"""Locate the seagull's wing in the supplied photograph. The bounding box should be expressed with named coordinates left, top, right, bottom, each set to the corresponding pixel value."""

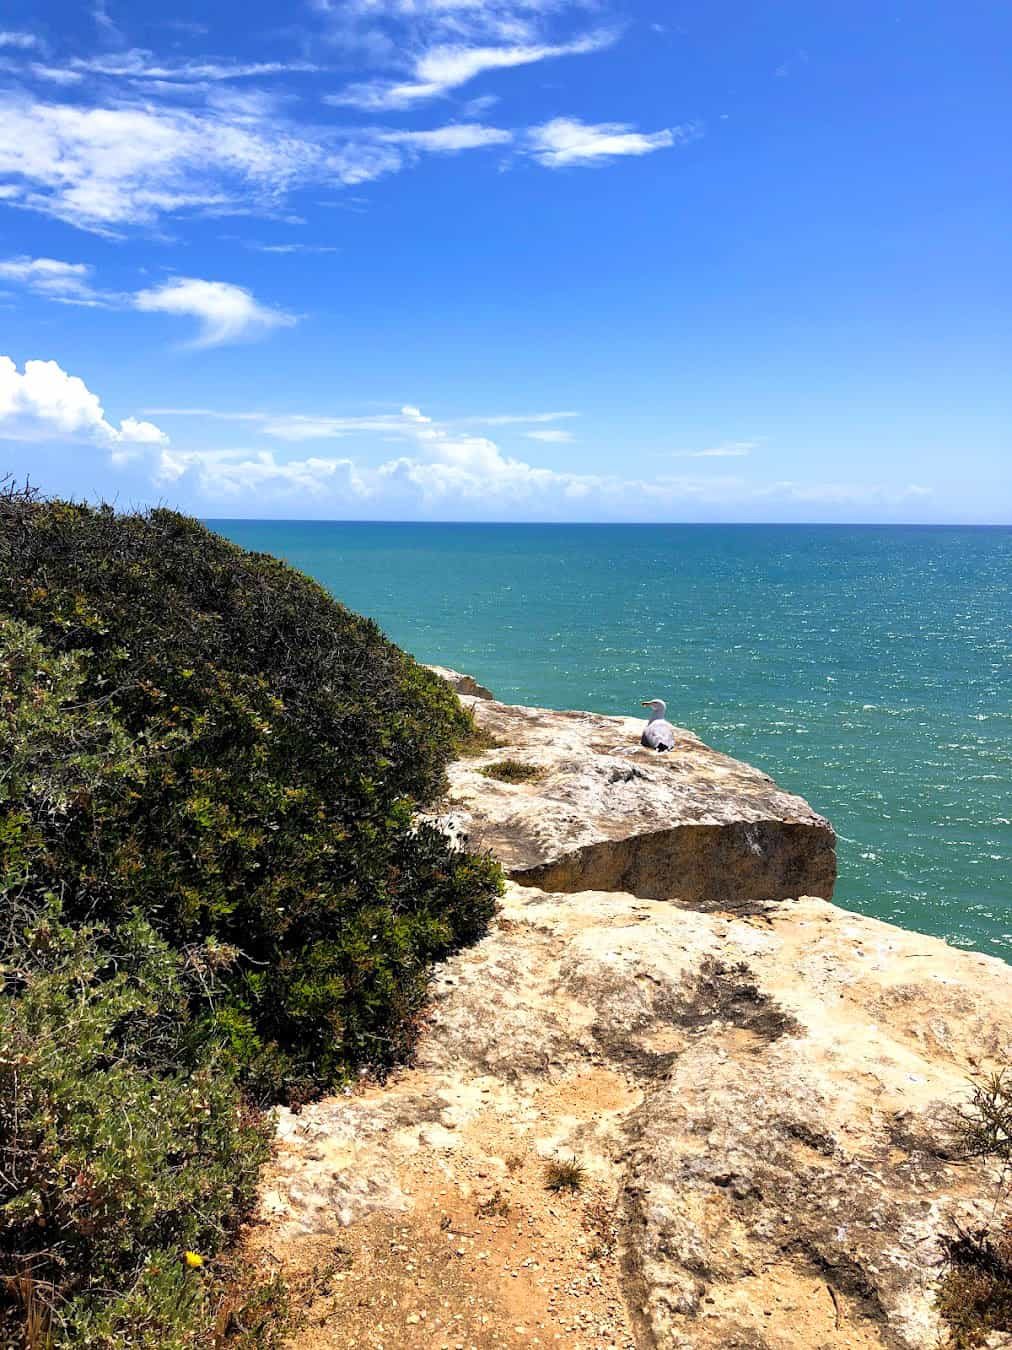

left=641, top=719, right=676, bottom=751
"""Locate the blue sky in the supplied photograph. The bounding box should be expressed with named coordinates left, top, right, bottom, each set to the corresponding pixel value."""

left=0, top=0, right=1009, bottom=522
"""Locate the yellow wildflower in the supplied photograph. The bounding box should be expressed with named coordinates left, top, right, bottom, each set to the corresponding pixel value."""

left=184, top=1251, right=204, bottom=1269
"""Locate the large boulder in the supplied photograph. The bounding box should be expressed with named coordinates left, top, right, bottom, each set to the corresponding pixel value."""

left=443, top=696, right=837, bottom=908
left=258, top=882, right=1011, bottom=1350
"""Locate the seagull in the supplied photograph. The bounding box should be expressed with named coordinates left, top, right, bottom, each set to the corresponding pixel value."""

left=640, top=698, right=676, bottom=752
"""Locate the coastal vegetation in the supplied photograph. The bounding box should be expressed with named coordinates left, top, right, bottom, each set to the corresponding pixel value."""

left=479, top=758, right=547, bottom=785
left=938, top=1069, right=1012, bottom=1347
left=0, top=485, right=502, bottom=1346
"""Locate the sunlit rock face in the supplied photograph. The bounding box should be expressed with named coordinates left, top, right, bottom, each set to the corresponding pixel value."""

left=441, top=693, right=837, bottom=908
left=261, top=883, right=1010, bottom=1349
left=256, top=675, right=1009, bottom=1350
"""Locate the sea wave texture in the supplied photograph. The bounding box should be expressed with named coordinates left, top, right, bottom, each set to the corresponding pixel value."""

left=212, top=521, right=1011, bottom=962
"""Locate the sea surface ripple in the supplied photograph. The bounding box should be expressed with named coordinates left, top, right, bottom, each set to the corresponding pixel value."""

left=212, top=521, right=1012, bottom=962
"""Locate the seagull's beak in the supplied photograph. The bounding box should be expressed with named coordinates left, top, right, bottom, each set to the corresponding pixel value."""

left=640, top=701, right=651, bottom=707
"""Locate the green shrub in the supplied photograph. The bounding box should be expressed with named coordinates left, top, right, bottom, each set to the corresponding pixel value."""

left=0, top=487, right=503, bottom=1344
left=0, top=490, right=502, bottom=1102
left=0, top=905, right=274, bottom=1348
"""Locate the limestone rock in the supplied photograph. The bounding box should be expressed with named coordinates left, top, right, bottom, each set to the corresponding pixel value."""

left=443, top=696, right=837, bottom=907
left=426, top=664, right=495, bottom=700
left=260, top=883, right=1011, bottom=1349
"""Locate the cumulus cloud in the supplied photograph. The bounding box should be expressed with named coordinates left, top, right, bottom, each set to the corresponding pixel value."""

left=132, top=277, right=296, bottom=346
left=0, top=355, right=167, bottom=448
left=156, top=446, right=365, bottom=495
left=527, top=117, right=690, bottom=167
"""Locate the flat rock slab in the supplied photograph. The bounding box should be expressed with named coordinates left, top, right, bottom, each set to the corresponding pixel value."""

left=443, top=697, right=837, bottom=907
left=257, top=883, right=1012, bottom=1350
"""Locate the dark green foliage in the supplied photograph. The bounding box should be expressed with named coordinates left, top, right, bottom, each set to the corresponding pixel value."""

left=0, top=487, right=502, bottom=1344
left=0, top=902, right=275, bottom=1348
left=0, top=489, right=502, bottom=1100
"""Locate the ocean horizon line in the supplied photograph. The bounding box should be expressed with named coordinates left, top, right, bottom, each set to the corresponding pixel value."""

left=203, top=517, right=1012, bottom=529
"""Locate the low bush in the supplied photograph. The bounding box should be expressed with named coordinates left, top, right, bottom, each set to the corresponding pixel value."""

left=0, top=487, right=502, bottom=1345
left=479, top=759, right=547, bottom=784
left=937, top=1069, right=1012, bottom=1348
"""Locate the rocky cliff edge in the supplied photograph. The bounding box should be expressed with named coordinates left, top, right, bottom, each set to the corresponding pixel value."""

left=253, top=678, right=1010, bottom=1350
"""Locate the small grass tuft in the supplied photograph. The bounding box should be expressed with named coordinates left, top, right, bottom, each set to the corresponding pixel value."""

left=544, top=1156, right=586, bottom=1193
left=476, top=1188, right=511, bottom=1219
left=457, top=725, right=509, bottom=758
left=480, top=759, right=547, bottom=785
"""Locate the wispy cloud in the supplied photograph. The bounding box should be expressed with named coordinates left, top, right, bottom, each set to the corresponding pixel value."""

left=68, top=49, right=326, bottom=82
left=0, top=93, right=526, bottom=231
left=234, top=240, right=339, bottom=255
left=526, top=427, right=574, bottom=442
left=0, top=354, right=167, bottom=450
left=527, top=117, right=693, bottom=167
left=1, top=256, right=295, bottom=346
left=671, top=441, right=757, bottom=459
left=0, top=255, right=100, bottom=304
left=0, top=31, right=38, bottom=49
left=462, top=411, right=579, bottom=425
left=378, top=122, right=513, bottom=151
left=326, top=30, right=614, bottom=109
left=132, top=277, right=296, bottom=346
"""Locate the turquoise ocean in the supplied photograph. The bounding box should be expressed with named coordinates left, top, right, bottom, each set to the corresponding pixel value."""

left=211, top=521, right=1011, bottom=963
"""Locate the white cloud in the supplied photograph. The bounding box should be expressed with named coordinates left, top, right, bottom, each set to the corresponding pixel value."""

left=237, top=241, right=339, bottom=254
left=0, top=255, right=97, bottom=302
left=379, top=123, right=512, bottom=151
left=328, top=30, right=613, bottom=109
left=156, top=446, right=365, bottom=496
left=132, top=277, right=296, bottom=346
left=526, top=427, right=573, bottom=442
left=0, top=31, right=38, bottom=49
left=321, top=0, right=598, bottom=50
left=68, top=50, right=325, bottom=82
left=0, top=258, right=294, bottom=346
left=0, top=355, right=168, bottom=447
left=0, top=95, right=322, bottom=232
left=527, top=117, right=687, bottom=167
left=671, top=441, right=757, bottom=459
left=462, top=410, right=578, bottom=425
left=119, top=400, right=936, bottom=515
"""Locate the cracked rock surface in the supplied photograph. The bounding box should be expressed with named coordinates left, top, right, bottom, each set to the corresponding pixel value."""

left=258, top=883, right=1009, bottom=1348
left=253, top=683, right=1009, bottom=1349
left=438, top=696, right=837, bottom=907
